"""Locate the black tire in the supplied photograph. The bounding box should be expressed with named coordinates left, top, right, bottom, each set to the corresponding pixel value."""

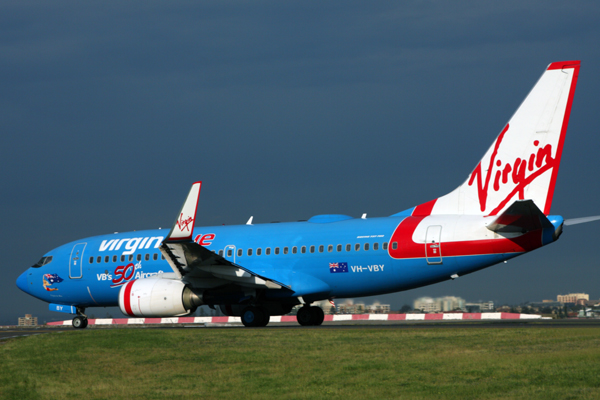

left=257, top=312, right=270, bottom=327
left=310, top=306, right=325, bottom=326
left=296, top=306, right=314, bottom=326
left=72, top=316, right=87, bottom=329
left=241, top=306, right=260, bottom=327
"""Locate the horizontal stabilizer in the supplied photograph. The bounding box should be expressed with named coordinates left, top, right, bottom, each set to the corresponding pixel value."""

left=486, top=199, right=552, bottom=233
left=564, top=216, right=600, bottom=226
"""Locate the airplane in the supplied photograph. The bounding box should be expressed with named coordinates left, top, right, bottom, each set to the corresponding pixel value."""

left=16, top=60, right=599, bottom=328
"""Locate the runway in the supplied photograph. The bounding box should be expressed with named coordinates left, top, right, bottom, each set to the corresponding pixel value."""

left=3, top=318, right=600, bottom=340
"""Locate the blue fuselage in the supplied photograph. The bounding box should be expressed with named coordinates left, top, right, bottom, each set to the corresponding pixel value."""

left=17, top=210, right=544, bottom=312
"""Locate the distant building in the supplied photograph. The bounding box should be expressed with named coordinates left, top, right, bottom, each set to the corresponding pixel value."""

left=465, top=301, right=494, bottom=313
left=18, top=314, right=37, bottom=326
left=531, top=301, right=562, bottom=308
left=414, top=297, right=438, bottom=312
left=366, top=301, right=391, bottom=314
left=557, top=293, right=589, bottom=305
left=414, top=296, right=466, bottom=313
left=333, top=299, right=390, bottom=314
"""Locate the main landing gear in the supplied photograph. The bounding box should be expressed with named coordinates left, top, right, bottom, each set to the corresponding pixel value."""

left=241, top=306, right=270, bottom=327
left=72, top=307, right=88, bottom=329
left=238, top=304, right=325, bottom=327
left=296, top=305, right=325, bottom=326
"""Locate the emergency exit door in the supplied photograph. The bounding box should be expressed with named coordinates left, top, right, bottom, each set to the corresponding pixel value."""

left=425, top=226, right=442, bottom=265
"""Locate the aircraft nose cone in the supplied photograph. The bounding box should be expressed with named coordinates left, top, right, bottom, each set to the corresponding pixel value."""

left=16, top=271, right=29, bottom=293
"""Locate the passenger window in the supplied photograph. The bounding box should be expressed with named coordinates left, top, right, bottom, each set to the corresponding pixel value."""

left=257, top=248, right=262, bottom=256
left=319, top=245, right=324, bottom=253
left=97, top=256, right=101, bottom=263
left=237, top=249, right=243, bottom=257
left=364, top=243, right=370, bottom=251
left=145, top=254, right=150, bottom=261
left=336, top=244, right=342, bottom=252
left=355, top=244, right=360, bottom=251
left=327, top=245, right=333, bottom=252
left=266, top=247, right=271, bottom=255
left=121, top=255, right=125, bottom=262
left=275, top=247, right=280, bottom=255
left=218, top=250, right=224, bottom=256
left=301, top=246, right=306, bottom=254
left=383, top=242, right=388, bottom=250
left=392, top=242, right=398, bottom=250
left=346, top=244, right=351, bottom=252
left=89, top=257, right=94, bottom=264
left=129, top=255, right=134, bottom=261
left=161, top=254, right=165, bottom=260
left=373, top=243, right=379, bottom=250
left=248, top=248, right=253, bottom=256
left=113, top=255, right=117, bottom=262
left=136, top=254, right=142, bottom=261
left=283, top=247, right=288, bottom=255
left=292, top=246, right=297, bottom=254
left=104, top=256, right=109, bottom=263
left=153, top=253, right=158, bottom=260
left=227, top=249, right=233, bottom=257
left=310, top=246, right=315, bottom=253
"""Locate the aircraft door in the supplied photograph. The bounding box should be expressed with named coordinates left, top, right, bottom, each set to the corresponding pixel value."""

left=224, top=245, right=236, bottom=263
left=69, top=243, right=87, bottom=279
left=425, top=226, right=442, bottom=265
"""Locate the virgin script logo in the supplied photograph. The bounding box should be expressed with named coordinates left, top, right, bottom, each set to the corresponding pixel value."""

left=176, top=213, right=193, bottom=232
left=467, top=124, right=557, bottom=215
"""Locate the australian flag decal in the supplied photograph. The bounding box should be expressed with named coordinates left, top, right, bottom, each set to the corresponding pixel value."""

left=329, top=262, right=348, bottom=273
left=44, top=274, right=64, bottom=284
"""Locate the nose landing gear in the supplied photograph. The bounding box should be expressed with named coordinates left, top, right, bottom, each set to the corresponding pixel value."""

left=72, top=307, right=88, bottom=329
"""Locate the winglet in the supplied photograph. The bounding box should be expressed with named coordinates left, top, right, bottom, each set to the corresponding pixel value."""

left=165, top=182, right=202, bottom=242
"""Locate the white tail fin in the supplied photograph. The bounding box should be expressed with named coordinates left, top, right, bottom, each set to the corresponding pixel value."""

left=431, top=61, right=580, bottom=216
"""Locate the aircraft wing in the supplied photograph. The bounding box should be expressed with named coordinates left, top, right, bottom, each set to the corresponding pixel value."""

left=159, top=182, right=288, bottom=290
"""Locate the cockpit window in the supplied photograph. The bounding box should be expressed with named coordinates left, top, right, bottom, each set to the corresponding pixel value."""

left=32, top=256, right=53, bottom=268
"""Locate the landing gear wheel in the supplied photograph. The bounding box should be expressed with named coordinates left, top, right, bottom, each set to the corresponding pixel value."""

left=297, top=306, right=314, bottom=326
left=72, top=316, right=88, bottom=329
left=241, top=306, right=258, bottom=327
left=257, top=313, right=270, bottom=327
left=297, top=306, right=325, bottom=326
left=310, top=306, right=324, bottom=326
left=241, top=306, right=269, bottom=327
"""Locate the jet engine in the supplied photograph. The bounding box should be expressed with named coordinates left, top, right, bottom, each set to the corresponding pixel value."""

left=118, top=278, right=203, bottom=317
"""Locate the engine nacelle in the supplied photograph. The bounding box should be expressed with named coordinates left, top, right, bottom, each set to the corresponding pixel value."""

left=119, top=278, right=203, bottom=317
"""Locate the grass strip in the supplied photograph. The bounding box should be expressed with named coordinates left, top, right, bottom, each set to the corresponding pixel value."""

left=1, top=327, right=599, bottom=399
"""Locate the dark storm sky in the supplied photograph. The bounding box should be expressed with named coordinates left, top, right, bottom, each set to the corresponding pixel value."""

left=2, top=1, right=600, bottom=324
